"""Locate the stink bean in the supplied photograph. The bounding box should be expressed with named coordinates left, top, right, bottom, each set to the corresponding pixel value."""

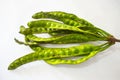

left=19, top=26, right=58, bottom=35
left=32, top=11, right=111, bottom=37
left=8, top=44, right=97, bottom=70
left=8, top=11, right=119, bottom=70
left=32, top=11, right=94, bottom=27
left=25, top=33, right=107, bottom=44
left=44, top=42, right=113, bottom=65
left=27, top=20, right=101, bottom=37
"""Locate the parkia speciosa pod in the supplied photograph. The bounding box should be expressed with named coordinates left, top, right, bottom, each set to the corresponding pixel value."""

left=8, top=11, right=120, bottom=70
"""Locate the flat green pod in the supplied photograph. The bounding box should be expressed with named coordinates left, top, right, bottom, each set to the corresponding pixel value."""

left=26, top=21, right=104, bottom=39
left=25, top=33, right=107, bottom=44
left=31, top=11, right=112, bottom=37
left=22, top=23, right=98, bottom=37
left=32, top=11, right=94, bottom=27
left=44, top=42, right=113, bottom=65
left=19, top=26, right=58, bottom=35
left=8, top=11, right=120, bottom=70
left=8, top=44, right=97, bottom=70
left=27, top=20, right=79, bottom=28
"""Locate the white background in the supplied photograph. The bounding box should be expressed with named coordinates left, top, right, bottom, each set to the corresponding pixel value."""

left=0, top=0, right=120, bottom=80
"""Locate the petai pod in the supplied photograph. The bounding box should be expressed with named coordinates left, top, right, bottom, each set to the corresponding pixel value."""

left=44, top=42, right=113, bottom=65
left=27, top=19, right=111, bottom=38
left=32, top=11, right=94, bottom=27
left=8, top=44, right=97, bottom=70
left=27, top=20, right=79, bottom=28
left=19, top=26, right=78, bottom=35
left=8, top=11, right=120, bottom=70
left=19, top=25, right=58, bottom=35
left=78, top=26, right=112, bottom=37
left=31, top=11, right=111, bottom=37
left=25, top=33, right=108, bottom=44
left=27, top=20, right=102, bottom=37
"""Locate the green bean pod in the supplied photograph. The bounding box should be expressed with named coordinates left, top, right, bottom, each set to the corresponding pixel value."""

left=78, top=26, right=112, bottom=37
left=32, top=11, right=94, bottom=27
left=19, top=26, right=58, bottom=35
left=31, top=11, right=111, bottom=37
left=8, top=44, right=97, bottom=70
left=25, top=33, right=108, bottom=44
left=27, top=19, right=111, bottom=38
left=32, top=11, right=80, bottom=21
left=27, top=20, right=79, bottom=28
left=27, top=20, right=88, bottom=34
left=44, top=42, right=113, bottom=64
left=27, top=20, right=103, bottom=38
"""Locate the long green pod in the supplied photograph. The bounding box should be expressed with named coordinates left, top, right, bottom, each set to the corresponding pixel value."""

left=32, top=11, right=111, bottom=37
left=49, top=26, right=112, bottom=37
left=28, top=42, right=113, bottom=65
left=44, top=51, right=99, bottom=64
left=27, top=20, right=79, bottom=28
left=78, top=26, right=112, bottom=37
left=48, top=23, right=111, bottom=37
left=26, top=20, right=102, bottom=37
left=25, top=33, right=108, bottom=44
left=29, top=45, right=90, bottom=64
left=44, top=42, right=113, bottom=64
left=32, top=11, right=94, bottom=27
left=32, top=11, right=80, bottom=21
left=8, top=44, right=97, bottom=70
left=27, top=19, right=111, bottom=38
left=19, top=26, right=58, bottom=35
left=27, top=20, right=87, bottom=34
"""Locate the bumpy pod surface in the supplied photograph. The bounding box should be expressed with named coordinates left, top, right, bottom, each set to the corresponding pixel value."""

left=27, top=20, right=89, bottom=34
left=27, top=20, right=103, bottom=37
left=8, top=44, right=97, bottom=70
left=27, top=20, right=79, bottom=28
left=25, top=33, right=108, bottom=44
left=19, top=26, right=58, bottom=35
left=8, top=11, right=118, bottom=70
left=27, top=20, right=111, bottom=38
left=44, top=42, right=112, bottom=65
left=29, top=42, right=112, bottom=65
left=32, top=11, right=112, bottom=37
left=32, top=11, right=94, bottom=27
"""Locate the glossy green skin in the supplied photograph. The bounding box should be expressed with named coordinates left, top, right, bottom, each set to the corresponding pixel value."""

left=20, top=26, right=78, bottom=36
left=27, top=19, right=111, bottom=38
left=29, top=42, right=112, bottom=65
left=25, top=20, right=104, bottom=38
left=31, top=11, right=94, bottom=36
left=8, top=44, right=97, bottom=70
left=27, top=20, right=91, bottom=34
left=78, top=26, right=112, bottom=37
left=29, top=45, right=90, bottom=65
left=25, top=33, right=107, bottom=44
left=44, top=51, right=99, bottom=64
left=44, top=43, right=112, bottom=64
left=49, top=26, right=111, bottom=37
left=18, top=26, right=110, bottom=46
left=23, top=20, right=91, bottom=35
left=31, top=11, right=111, bottom=37
left=8, top=11, right=114, bottom=70
left=27, top=20, right=78, bottom=28
left=32, top=11, right=80, bottom=21
left=21, top=26, right=111, bottom=39
left=19, top=26, right=58, bottom=35
left=32, top=11, right=94, bottom=27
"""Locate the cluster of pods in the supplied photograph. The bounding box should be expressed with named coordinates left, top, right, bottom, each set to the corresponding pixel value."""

left=8, top=11, right=119, bottom=70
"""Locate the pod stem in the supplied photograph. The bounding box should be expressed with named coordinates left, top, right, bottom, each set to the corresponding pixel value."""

left=108, top=36, right=120, bottom=44
left=115, top=39, right=120, bottom=42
